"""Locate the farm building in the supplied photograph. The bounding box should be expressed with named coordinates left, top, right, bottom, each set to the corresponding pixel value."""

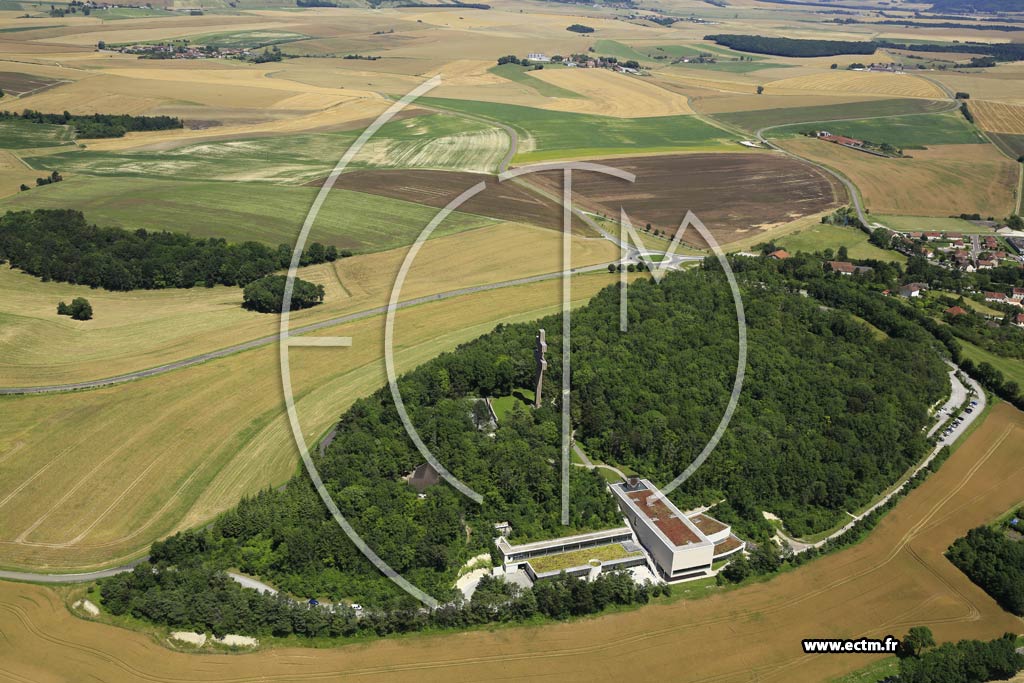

left=610, top=477, right=744, bottom=582
left=825, top=261, right=872, bottom=276
left=899, top=283, right=923, bottom=298
left=526, top=53, right=551, bottom=62
left=768, top=249, right=790, bottom=260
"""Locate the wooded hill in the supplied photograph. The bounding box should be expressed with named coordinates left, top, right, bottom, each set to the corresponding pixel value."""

left=102, top=261, right=947, bottom=615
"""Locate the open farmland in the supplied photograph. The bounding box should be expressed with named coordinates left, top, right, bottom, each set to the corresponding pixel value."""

left=0, top=177, right=497, bottom=253
left=422, top=98, right=735, bottom=162
left=969, top=100, right=1024, bottom=135
left=713, top=99, right=953, bottom=132
left=0, top=120, right=74, bottom=149
left=1, top=402, right=1022, bottom=681
left=779, top=138, right=1017, bottom=218
left=0, top=71, right=65, bottom=97
left=0, top=266, right=618, bottom=571
left=0, top=222, right=617, bottom=387
left=326, top=168, right=588, bottom=232
left=525, top=68, right=694, bottom=118
left=529, top=153, right=844, bottom=247
left=488, top=64, right=581, bottom=99
left=21, top=111, right=509, bottom=181
left=765, top=71, right=947, bottom=99
left=768, top=112, right=986, bottom=148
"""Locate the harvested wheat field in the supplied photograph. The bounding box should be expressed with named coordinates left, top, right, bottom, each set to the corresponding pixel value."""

left=970, top=100, right=1024, bottom=135
left=528, top=69, right=693, bottom=118
left=0, top=266, right=616, bottom=571
left=766, top=71, right=946, bottom=99
left=1, top=402, right=1021, bottom=681
left=528, top=153, right=844, bottom=247
left=780, top=138, right=1017, bottom=217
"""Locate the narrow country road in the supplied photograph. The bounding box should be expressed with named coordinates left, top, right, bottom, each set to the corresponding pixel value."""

left=780, top=364, right=985, bottom=552
left=753, top=98, right=960, bottom=230
left=0, top=265, right=616, bottom=396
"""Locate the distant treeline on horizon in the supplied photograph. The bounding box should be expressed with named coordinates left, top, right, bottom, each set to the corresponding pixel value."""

left=705, top=33, right=1024, bottom=61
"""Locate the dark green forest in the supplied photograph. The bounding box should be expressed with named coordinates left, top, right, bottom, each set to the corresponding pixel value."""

left=0, top=109, right=183, bottom=138
left=947, top=524, right=1024, bottom=616
left=898, top=631, right=1024, bottom=683
left=0, top=209, right=343, bottom=290
left=704, top=34, right=878, bottom=57
left=100, top=260, right=948, bottom=628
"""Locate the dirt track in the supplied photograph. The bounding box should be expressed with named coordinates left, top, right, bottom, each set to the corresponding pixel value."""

left=1, top=403, right=1021, bottom=682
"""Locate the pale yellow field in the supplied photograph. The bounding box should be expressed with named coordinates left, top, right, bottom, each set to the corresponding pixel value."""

left=0, top=268, right=620, bottom=571
left=929, top=65, right=1024, bottom=105
left=0, top=222, right=616, bottom=387
left=0, top=151, right=44, bottom=198
left=970, top=100, right=1024, bottom=135
left=780, top=138, right=1017, bottom=217
left=528, top=68, right=694, bottom=117
left=765, top=70, right=946, bottom=99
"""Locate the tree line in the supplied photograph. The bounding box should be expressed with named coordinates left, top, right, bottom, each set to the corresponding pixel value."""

left=0, top=109, right=183, bottom=138
left=896, top=628, right=1023, bottom=683
left=947, top=524, right=1024, bottom=616
left=0, top=209, right=346, bottom=291
left=703, top=34, right=877, bottom=57
left=99, top=549, right=665, bottom=640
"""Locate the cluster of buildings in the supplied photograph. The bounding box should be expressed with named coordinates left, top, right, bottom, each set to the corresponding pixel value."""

left=899, top=230, right=1023, bottom=272
left=524, top=53, right=641, bottom=74
left=493, top=476, right=745, bottom=588
left=115, top=43, right=253, bottom=60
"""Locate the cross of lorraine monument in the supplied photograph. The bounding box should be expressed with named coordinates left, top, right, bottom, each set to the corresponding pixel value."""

left=534, top=328, right=547, bottom=409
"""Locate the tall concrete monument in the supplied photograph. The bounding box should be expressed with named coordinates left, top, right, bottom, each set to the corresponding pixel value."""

left=534, top=328, right=547, bottom=409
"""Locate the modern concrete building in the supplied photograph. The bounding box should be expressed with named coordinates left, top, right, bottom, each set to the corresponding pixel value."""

left=611, top=477, right=744, bottom=581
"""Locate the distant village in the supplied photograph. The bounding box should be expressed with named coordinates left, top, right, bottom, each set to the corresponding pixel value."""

left=499, top=52, right=642, bottom=74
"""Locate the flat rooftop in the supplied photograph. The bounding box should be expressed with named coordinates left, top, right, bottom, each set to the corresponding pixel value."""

left=496, top=526, right=633, bottom=556
left=626, top=490, right=702, bottom=546
left=689, top=513, right=728, bottom=537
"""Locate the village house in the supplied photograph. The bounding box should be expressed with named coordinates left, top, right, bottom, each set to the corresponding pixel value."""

left=826, top=261, right=872, bottom=276
left=945, top=305, right=968, bottom=317
left=985, top=292, right=1008, bottom=303
left=899, top=283, right=923, bottom=298
left=1015, top=313, right=1024, bottom=329
left=768, top=249, right=791, bottom=260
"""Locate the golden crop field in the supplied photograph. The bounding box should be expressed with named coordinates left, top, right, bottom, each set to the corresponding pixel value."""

left=780, top=138, right=1018, bottom=217
left=1, top=402, right=1021, bottom=681
left=0, top=222, right=617, bottom=387
left=766, top=71, right=947, bottom=99
left=0, top=268, right=618, bottom=571
left=528, top=69, right=694, bottom=117
left=970, top=100, right=1024, bottom=135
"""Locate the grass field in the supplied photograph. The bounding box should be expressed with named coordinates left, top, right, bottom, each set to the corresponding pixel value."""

left=768, top=112, right=986, bottom=148
left=775, top=222, right=906, bottom=262
left=23, top=112, right=508, bottom=182
left=708, top=98, right=950, bottom=132
left=0, top=120, right=74, bottom=150
left=0, top=222, right=617, bottom=387
left=490, top=388, right=534, bottom=422
left=422, top=98, right=733, bottom=162
left=2, top=402, right=1022, bottom=680
left=0, top=269, right=618, bottom=571
left=0, top=177, right=497, bottom=253
left=527, top=543, right=641, bottom=574
left=187, top=30, right=311, bottom=49
left=958, top=339, right=1024, bottom=388
left=780, top=138, right=1017, bottom=218
left=488, top=64, right=581, bottom=99
left=873, top=214, right=997, bottom=233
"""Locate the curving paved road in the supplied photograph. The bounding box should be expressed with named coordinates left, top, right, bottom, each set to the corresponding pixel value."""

left=754, top=99, right=959, bottom=230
